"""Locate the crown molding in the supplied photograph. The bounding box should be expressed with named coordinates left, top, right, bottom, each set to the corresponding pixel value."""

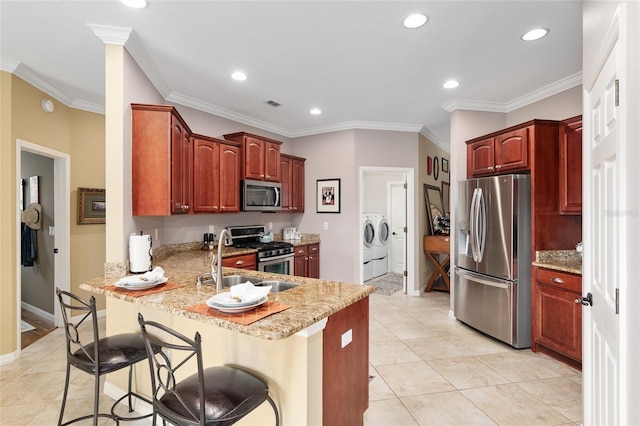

left=0, top=57, right=20, bottom=73
left=87, top=23, right=132, bottom=45
left=68, top=98, right=105, bottom=115
left=166, top=91, right=293, bottom=137
left=419, top=126, right=449, bottom=152
left=289, top=121, right=423, bottom=138
left=441, top=71, right=583, bottom=114
left=123, top=29, right=171, bottom=97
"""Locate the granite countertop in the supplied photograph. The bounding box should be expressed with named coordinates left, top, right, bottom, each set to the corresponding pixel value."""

left=80, top=250, right=374, bottom=341
left=532, top=250, right=582, bottom=275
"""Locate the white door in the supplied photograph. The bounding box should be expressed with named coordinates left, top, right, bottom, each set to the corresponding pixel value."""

left=389, top=182, right=406, bottom=288
left=583, top=5, right=634, bottom=424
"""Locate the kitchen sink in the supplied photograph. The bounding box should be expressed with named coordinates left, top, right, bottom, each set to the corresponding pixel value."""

left=253, top=280, right=299, bottom=292
left=199, top=275, right=299, bottom=293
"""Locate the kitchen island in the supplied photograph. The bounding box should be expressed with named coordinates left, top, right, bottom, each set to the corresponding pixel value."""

left=81, top=250, right=375, bottom=425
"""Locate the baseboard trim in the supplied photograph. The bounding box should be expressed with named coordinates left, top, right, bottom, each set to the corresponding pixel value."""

left=21, top=301, right=54, bottom=323
left=103, top=380, right=153, bottom=417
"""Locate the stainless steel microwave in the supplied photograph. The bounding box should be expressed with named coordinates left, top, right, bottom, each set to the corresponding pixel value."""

left=242, top=179, right=281, bottom=211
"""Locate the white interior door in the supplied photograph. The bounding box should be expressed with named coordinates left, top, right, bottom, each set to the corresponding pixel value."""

left=583, top=7, right=624, bottom=424
left=389, top=181, right=406, bottom=289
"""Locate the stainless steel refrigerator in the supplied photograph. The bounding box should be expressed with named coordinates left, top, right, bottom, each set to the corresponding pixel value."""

left=454, top=174, right=531, bottom=349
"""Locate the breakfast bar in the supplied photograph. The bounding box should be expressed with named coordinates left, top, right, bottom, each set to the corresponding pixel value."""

left=81, top=250, right=375, bottom=425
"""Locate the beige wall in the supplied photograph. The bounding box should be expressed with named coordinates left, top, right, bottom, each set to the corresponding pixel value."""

left=0, top=72, right=106, bottom=358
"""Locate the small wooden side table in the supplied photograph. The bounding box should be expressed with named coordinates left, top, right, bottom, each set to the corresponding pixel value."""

left=423, top=235, right=450, bottom=292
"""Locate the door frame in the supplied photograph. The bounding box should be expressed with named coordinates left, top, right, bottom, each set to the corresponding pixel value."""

left=16, top=139, right=70, bottom=348
left=359, top=167, right=415, bottom=293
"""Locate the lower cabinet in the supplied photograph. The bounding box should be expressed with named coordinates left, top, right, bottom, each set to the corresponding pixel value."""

left=532, top=267, right=582, bottom=369
left=222, top=253, right=257, bottom=270
left=323, top=297, right=369, bottom=425
left=293, top=243, right=320, bottom=278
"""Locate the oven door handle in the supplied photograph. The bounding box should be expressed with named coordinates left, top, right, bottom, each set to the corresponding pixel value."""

left=259, top=253, right=294, bottom=263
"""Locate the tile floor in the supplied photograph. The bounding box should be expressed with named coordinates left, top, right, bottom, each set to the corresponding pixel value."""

left=0, top=290, right=582, bottom=425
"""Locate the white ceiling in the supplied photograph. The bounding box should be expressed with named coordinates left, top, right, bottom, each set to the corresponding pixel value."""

left=0, top=1, right=583, bottom=148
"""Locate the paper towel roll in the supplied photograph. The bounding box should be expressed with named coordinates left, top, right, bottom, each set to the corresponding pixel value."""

left=130, top=233, right=153, bottom=273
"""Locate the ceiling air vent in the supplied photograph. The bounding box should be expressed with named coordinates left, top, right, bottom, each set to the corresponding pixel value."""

left=264, top=100, right=282, bottom=107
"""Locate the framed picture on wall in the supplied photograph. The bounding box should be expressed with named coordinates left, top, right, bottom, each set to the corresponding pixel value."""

left=78, top=188, right=106, bottom=224
left=442, top=158, right=449, bottom=173
left=316, top=179, right=341, bottom=213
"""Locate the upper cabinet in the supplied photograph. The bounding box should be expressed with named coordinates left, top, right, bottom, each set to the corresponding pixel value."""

left=559, top=116, right=583, bottom=214
left=132, top=104, right=193, bottom=216
left=192, top=135, right=241, bottom=213
left=280, top=154, right=306, bottom=213
left=467, top=127, right=529, bottom=178
left=223, top=132, right=282, bottom=182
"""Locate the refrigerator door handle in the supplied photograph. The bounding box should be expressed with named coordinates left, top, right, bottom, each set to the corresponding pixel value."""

left=455, top=267, right=510, bottom=289
left=477, top=187, right=487, bottom=263
left=469, top=187, right=479, bottom=261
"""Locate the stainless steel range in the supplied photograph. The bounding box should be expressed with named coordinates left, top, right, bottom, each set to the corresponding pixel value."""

left=225, top=225, right=294, bottom=275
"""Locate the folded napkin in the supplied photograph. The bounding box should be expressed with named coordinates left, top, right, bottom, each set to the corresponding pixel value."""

left=222, top=281, right=271, bottom=304
left=118, top=266, right=165, bottom=285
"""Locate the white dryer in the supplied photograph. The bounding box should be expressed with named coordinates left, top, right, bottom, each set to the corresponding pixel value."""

left=362, top=215, right=375, bottom=281
left=370, top=214, right=390, bottom=278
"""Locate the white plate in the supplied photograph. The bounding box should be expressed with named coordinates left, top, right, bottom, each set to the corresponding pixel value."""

left=207, top=290, right=270, bottom=307
left=206, top=296, right=268, bottom=313
left=114, top=277, right=168, bottom=291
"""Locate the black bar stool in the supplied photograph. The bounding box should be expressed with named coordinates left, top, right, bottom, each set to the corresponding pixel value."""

left=56, top=288, right=160, bottom=425
left=138, top=313, right=280, bottom=426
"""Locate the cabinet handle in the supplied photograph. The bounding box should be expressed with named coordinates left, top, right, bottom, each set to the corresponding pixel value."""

left=495, top=165, right=502, bottom=169
left=551, top=277, right=564, bottom=284
left=235, top=260, right=244, bottom=265
left=220, top=206, right=225, bottom=210
left=488, top=166, right=494, bottom=171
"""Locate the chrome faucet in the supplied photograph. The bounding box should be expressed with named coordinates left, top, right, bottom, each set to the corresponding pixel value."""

left=211, top=228, right=230, bottom=290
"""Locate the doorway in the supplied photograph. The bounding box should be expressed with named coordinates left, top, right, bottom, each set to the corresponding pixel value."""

left=360, top=167, right=414, bottom=293
left=16, top=140, right=70, bottom=351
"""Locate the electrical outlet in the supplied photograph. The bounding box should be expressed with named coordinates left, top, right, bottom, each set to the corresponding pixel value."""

left=323, top=222, right=329, bottom=230
left=154, top=228, right=159, bottom=240
left=268, top=222, right=273, bottom=230
left=209, top=225, right=215, bottom=234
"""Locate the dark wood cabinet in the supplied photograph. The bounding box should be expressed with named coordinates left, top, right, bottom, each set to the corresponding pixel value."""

left=222, top=253, right=257, bottom=270
left=192, top=135, right=241, bottom=213
left=467, top=127, right=528, bottom=177
left=280, top=154, right=306, bottom=212
left=323, top=296, right=369, bottom=425
left=223, top=132, right=282, bottom=182
left=132, top=104, right=193, bottom=216
left=559, top=116, right=583, bottom=214
left=532, top=267, right=582, bottom=369
left=293, top=243, right=320, bottom=278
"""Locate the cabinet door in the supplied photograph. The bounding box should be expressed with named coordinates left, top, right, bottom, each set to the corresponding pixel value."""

left=559, top=117, right=583, bottom=214
left=193, top=138, right=219, bottom=213
left=307, top=244, right=320, bottom=279
left=532, top=268, right=582, bottom=366
left=244, top=136, right=265, bottom=180
left=171, top=118, right=192, bottom=214
left=494, top=127, right=529, bottom=173
left=292, top=158, right=305, bottom=212
left=219, top=143, right=240, bottom=212
left=280, top=155, right=292, bottom=211
left=293, top=245, right=307, bottom=277
left=467, top=138, right=495, bottom=178
left=264, top=141, right=281, bottom=182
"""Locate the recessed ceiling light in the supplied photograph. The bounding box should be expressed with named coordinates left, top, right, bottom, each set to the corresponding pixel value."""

left=120, top=0, right=148, bottom=8
left=522, top=28, right=549, bottom=41
left=231, top=71, right=248, bottom=81
left=403, top=14, right=428, bottom=29
left=310, top=108, right=322, bottom=115
left=443, top=80, right=460, bottom=89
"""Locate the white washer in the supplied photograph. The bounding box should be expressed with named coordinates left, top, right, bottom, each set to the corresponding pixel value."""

left=370, top=214, right=390, bottom=278
left=363, top=215, right=375, bottom=281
